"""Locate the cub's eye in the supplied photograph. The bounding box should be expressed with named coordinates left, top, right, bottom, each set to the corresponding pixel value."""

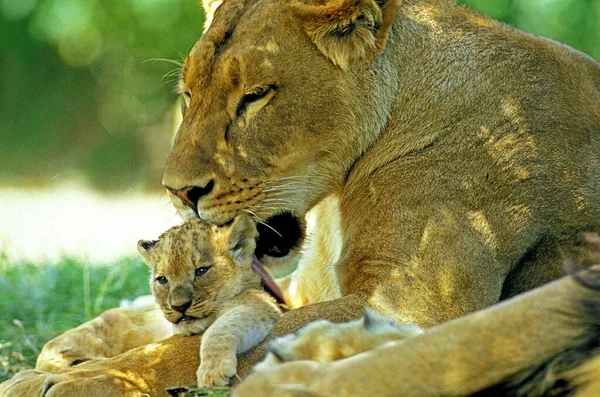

left=195, top=267, right=211, bottom=277
left=155, top=276, right=168, bottom=285
left=236, top=85, right=275, bottom=118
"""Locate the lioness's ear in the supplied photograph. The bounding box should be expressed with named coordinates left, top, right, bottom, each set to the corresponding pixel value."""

left=226, top=214, right=258, bottom=264
left=292, top=0, right=403, bottom=69
left=137, top=239, right=158, bottom=261
left=201, top=0, right=224, bottom=32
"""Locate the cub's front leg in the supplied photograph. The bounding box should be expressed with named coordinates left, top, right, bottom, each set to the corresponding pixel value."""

left=197, top=294, right=280, bottom=387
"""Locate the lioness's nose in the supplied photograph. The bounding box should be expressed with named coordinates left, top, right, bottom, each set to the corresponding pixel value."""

left=165, top=180, right=215, bottom=208
left=171, top=300, right=192, bottom=314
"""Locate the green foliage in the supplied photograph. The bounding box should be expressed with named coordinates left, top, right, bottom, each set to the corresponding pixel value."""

left=0, top=0, right=204, bottom=191
left=0, top=255, right=150, bottom=382
left=0, top=341, right=29, bottom=384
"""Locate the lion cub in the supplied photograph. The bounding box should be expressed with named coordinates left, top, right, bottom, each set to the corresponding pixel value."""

left=137, top=214, right=281, bottom=387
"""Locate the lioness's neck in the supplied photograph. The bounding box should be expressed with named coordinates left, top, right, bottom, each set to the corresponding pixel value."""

left=345, top=0, right=460, bottom=164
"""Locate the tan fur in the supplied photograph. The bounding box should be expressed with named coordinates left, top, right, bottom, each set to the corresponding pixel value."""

left=163, top=0, right=600, bottom=328
left=4, top=269, right=600, bottom=396
left=235, top=267, right=600, bottom=396
left=0, top=298, right=366, bottom=397
left=566, top=356, right=600, bottom=397
left=277, top=193, right=343, bottom=307
left=138, top=214, right=281, bottom=387
left=2, top=0, right=599, bottom=395
left=35, top=304, right=172, bottom=372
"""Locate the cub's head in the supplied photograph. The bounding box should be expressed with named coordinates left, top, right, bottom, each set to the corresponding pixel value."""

left=137, top=214, right=258, bottom=335
left=162, top=0, right=402, bottom=265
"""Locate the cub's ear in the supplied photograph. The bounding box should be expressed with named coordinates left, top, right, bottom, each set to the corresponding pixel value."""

left=225, top=214, right=258, bottom=264
left=201, top=0, right=224, bottom=32
left=292, top=0, right=403, bottom=69
left=137, top=239, right=158, bottom=260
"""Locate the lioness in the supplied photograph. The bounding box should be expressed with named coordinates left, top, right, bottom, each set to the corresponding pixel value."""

left=137, top=215, right=281, bottom=387
left=164, top=0, right=600, bottom=327
left=1, top=0, right=599, bottom=395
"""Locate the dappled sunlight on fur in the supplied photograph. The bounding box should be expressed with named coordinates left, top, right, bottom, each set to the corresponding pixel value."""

left=254, top=308, right=422, bottom=370
left=36, top=304, right=172, bottom=372
left=2, top=0, right=599, bottom=395
left=277, top=194, right=343, bottom=308
left=236, top=266, right=600, bottom=396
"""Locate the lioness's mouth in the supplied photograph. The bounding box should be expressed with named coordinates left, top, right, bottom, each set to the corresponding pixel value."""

left=255, top=212, right=303, bottom=259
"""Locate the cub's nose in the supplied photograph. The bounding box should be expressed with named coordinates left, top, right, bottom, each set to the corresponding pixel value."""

left=165, top=180, right=215, bottom=208
left=171, top=300, right=192, bottom=314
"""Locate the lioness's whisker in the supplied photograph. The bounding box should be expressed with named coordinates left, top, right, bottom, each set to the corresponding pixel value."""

left=262, top=185, right=318, bottom=194
left=161, top=68, right=184, bottom=82
left=257, top=221, right=283, bottom=237
left=241, top=208, right=262, bottom=220
left=242, top=209, right=283, bottom=237
left=247, top=205, right=282, bottom=216
left=242, top=209, right=284, bottom=237
left=266, top=179, right=322, bottom=186
left=265, top=179, right=321, bottom=186
left=261, top=199, right=291, bottom=206
left=262, top=187, right=319, bottom=194
left=264, top=175, right=315, bottom=182
left=143, top=58, right=183, bottom=67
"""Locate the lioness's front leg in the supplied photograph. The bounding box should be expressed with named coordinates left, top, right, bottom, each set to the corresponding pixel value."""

left=236, top=268, right=600, bottom=396
left=0, top=297, right=364, bottom=396
left=36, top=303, right=172, bottom=372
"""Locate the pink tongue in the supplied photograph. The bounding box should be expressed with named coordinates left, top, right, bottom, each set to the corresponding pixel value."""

left=252, top=255, right=285, bottom=304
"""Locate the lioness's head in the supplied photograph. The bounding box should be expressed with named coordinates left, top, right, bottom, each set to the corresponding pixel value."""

left=163, top=0, right=402, bottom=260
left=137, top=214, right=258, bottom=336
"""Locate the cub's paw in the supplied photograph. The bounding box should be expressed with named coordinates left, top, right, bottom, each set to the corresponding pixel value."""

left=197, top=353, right=237, bottom=387
left=255, top=308, right=422, bottom=371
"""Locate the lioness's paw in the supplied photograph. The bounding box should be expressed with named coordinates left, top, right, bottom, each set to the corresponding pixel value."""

left=234, top=361, right=325, bottom=397
left=197, top=354, right=237, bottom=387
left=257, top=308, right=422, bottom=367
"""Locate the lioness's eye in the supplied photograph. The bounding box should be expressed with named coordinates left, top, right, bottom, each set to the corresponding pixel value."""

left=236, top=85, right=275, bottom=118
left=195, top=267, right=211, bottom=277
left=155, top=276, right=168, bottom=285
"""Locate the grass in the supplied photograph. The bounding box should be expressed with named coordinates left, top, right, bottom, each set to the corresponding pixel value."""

left=0, top=253, right=150, bottom=383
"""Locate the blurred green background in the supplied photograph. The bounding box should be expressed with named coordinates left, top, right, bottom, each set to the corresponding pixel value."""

left=0, top=0, right=599, bottom=192
left=0, top=0, right=204, bottom=192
